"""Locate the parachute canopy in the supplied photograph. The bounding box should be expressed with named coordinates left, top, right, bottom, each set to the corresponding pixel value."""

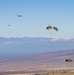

left=65, top=59, right=73, bottom=62
left=53, top=27, right=58, bottom=31
left=46, top=25, right=58, bottom=39
left=46, top=25, right=52, bottom=30
left=46, top=25, right=58, bottom=31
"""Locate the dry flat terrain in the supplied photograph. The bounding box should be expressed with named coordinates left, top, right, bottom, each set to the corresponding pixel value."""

left=0, top=50, right=74, bottom=74
left=2, top=72, right=74, bottom=75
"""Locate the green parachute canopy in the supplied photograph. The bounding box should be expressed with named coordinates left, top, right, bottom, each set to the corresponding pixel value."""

left=46, top=25, right=58, bottom=31
left=65, top=59, right=73, bottom=62
left=53, top=27, right=58, bottom=31
left=46, top=25, right=52, bottom=30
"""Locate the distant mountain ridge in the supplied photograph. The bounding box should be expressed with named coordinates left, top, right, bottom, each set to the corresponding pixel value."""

left=0, top=37, right=74, bottom=57
left=0, top=37, right=74, bottom=42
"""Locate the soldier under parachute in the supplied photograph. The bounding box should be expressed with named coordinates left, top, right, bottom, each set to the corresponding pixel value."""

left=46, top=25, right=58, bottom=39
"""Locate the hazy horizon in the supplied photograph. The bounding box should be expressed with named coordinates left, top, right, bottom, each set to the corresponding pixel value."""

left=0, top=36, right=74, bottom=57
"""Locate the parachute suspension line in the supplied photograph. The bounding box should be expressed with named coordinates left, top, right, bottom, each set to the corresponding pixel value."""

left=49, top=32, right=52, bottom=39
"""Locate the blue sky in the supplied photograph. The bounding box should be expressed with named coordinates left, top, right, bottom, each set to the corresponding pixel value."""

left=0, top=0, right=74, bottom=39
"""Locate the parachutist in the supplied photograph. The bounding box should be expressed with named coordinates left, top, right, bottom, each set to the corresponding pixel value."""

left=46, top=25, right=58, bottom=38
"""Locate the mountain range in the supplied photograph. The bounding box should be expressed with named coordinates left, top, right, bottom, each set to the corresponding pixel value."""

left=0, top=37, right=74, bottom=57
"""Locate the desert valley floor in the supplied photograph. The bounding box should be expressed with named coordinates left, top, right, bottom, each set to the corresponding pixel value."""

left=0, top=50, right=74, bottom=75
